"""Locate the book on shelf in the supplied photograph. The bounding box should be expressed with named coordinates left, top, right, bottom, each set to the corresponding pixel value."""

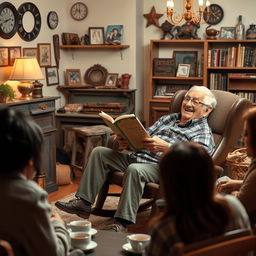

left=229, top=73, right=256, bottom=78
left=98, top=111, right=150, bottom=150
left=153, top=58, right=176, bottom=77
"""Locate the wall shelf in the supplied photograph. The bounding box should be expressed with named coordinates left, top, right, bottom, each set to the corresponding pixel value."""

left=60, top=44, right=130, bottom=50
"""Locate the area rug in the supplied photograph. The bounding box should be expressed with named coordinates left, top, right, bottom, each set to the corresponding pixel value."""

left=51, top=193, right=151, bottom=234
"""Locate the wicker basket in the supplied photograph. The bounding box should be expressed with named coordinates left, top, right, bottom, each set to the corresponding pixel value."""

left=226, top=148, right=251, bottom=180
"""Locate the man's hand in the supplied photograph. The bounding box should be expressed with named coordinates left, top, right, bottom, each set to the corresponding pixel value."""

left=142, top=136, right=170, bottom=152
left=51, top=211, right=65, bottom=224
left=116, top=135, right=129, bottom=150
left=216, top=179, right=242, bottom=194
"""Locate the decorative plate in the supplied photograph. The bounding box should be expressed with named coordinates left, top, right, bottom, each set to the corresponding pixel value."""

left=84, top=64, right=108, bottom=86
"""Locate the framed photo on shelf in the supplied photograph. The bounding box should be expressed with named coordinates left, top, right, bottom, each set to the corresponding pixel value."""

left=66, top=69, right=82, bottom=86
left=105, top=73, right=118, bottom=87
left=105, top=25, right=123, bottom=45
left=0, top=47, right=8, bottom=67
left=219, top=27, right=236, bottom=40
left=38, top=43, right=51, bottom=67
left=176, top=64, right=190, bottom=77
left=89, top=27, right=104, bottom=45
left=45, top=66, right=59, bottom=86
left=23, top=48, right=38, bottom=59
left=173, top=51, right=197, bottom=77
left=154, top=85, right=168, bottom=97
left=8, top=47, right=21, bottom=66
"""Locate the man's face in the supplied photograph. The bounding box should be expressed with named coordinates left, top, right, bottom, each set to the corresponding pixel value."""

left=180, top=90, right=210, bottom=123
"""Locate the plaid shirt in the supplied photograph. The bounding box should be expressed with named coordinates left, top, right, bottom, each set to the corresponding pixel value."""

left=131, top=113, right=215, bottom=164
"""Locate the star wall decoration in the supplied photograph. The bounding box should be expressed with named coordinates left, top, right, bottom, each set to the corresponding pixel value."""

left=143, top=6, right=163, bottom=28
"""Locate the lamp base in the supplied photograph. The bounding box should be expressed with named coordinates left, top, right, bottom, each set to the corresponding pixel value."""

left=18, top=81, right=33, bottom=100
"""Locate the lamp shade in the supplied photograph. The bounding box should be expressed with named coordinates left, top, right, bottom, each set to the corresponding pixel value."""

left=9, top=58, right=44, bottom=81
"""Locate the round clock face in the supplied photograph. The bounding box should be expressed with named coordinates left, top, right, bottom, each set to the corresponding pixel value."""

left=47, top=11, right=58, bottom=29
left=0, top=2, right=19, bottom=39
left=203, top=4, right=224, bottom=25
left=70, top=2, right=88, bottom=21
left=17, top=2, right=41, bottom=41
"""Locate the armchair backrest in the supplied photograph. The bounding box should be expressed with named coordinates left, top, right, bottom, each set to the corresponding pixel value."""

left=169, top=90, right=252, bottom=167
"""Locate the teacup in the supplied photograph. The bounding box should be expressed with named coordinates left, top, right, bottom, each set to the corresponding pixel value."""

left=127, top=234, right=151, bottom=252
left=70, top=232, right=91, bottom=249
left=67, top=220, right=92, bottom=233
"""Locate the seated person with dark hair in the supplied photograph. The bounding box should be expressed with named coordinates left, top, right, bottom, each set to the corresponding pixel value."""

left=56, top=86, right=217, bottom=232
left=0, top=107, right=79, bottom=256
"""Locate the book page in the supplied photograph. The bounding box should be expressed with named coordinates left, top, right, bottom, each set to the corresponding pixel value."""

left=99, top=112, right=121, bottom=135
left=115, top=117, right=150, bottom=150
left=114, top=114, right=135, bottom=122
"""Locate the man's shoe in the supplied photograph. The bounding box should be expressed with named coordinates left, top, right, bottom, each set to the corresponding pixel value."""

left=55, top=199, right=91, bottom=219
left=102, top=222, right=127, bottom=233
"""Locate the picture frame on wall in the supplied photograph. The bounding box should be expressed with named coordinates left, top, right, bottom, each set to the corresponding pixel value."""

left=173, top=51, right=198, bottom=77
left=105, top=73, right=118, bottom=87
left=105, top=25, right=123, bottom=45
left=0, top=47, right=9, bottom=67
left=8, top=46, right=21, bottom=66
left=176, top=64, right=190, bottom=77
left=38, top=43, right=51, bottom=67
left=89, top=27, right=104, bottom=45
left=45, top=66, right=59, bottom=86
left=219, top=27, right=236, bottom=40
left=23, top=47, right=38, bottom=59
left=66, top=69, right=82, bottom=86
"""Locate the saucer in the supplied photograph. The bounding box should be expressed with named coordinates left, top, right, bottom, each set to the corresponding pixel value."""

left=88, top=228, right=98, bottom=236
left=73, top=241, right=97, bottom=251
left=122, top=243, right=143, bottom=254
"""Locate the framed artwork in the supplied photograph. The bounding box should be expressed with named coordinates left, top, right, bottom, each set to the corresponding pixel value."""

left=176, top=64, right=190, bottom=77
left=8, top=47, right=21, bottom=66
left=23, top=47, right=38, bottom=59
left=173, top=51, right=198, bottom=77
left=66, top=69, right=82, bottom=86
left=219, top=27, right=236, bottom=39
left=105, top=25, right=123, bottom=45
left=89, top=27, right=104, bottom=45
left=0, top=47, right=9, bottom=67
left=38, top=43, right=51, bottom=67
left=45, top=66, right=59, bottom=86
left=105, top=73, right=118, bottom=87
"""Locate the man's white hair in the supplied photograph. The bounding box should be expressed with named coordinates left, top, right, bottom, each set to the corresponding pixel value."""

left=187, top=86, right=217, bottom=109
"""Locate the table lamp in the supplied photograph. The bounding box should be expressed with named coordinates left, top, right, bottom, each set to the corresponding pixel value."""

left=9, top=58, right=44, bottom=100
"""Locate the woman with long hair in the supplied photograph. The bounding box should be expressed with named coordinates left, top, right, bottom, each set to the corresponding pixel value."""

left=147, top=142, right=250, bottom=256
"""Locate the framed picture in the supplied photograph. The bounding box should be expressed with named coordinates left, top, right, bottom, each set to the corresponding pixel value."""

left=176, top=64, right=190, bottom=77
left=105, top=73, right=118, bottom=87
left=89, top=27, right=104, bottom=45
left=23, top=48, right=38, bottom=59
left=219, top=27, right=236, bottom=39
left=66, top=69, right=82, bottom=86
left=8, top=47, right=21, bottom=66
left=105, top=25, right=123, bottom=45
left=45, top=66, right=59, bottom=86
left=38, top=43, right=51, bottom=67
left=0, top=47, right=9, bottom=67
left=173, top=51, right=197, bottom=77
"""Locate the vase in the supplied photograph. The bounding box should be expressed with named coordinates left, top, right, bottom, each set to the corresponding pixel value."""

left=235, top=15, right=245, bottom=40
left=121, top=74, right=131, bottom=89
left=246, top=24, right=256, bottom=40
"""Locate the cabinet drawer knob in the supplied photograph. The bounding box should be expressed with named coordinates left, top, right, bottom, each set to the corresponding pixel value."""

left=38, top=103, right=48, bottom=110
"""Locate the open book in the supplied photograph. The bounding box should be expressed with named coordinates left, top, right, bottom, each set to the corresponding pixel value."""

left=99, top=111, right=150, bottom=150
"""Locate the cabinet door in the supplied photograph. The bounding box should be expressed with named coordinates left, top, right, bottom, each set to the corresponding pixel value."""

left=149, top=101, right=170, bottom=126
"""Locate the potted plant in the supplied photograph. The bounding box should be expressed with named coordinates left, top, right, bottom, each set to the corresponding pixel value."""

left=0, top=83, right=15, bottom=103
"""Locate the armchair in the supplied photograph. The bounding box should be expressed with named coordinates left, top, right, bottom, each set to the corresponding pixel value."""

left=91, top=89, right=252, bottom=217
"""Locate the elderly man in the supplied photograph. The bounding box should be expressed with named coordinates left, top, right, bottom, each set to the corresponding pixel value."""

left=56, top=86, right=217, bottom=232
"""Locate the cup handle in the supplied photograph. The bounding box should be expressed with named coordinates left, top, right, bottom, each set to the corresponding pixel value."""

left=126, top=235, right=131, bottom=244
left=138, top=242, right=143, bottom=252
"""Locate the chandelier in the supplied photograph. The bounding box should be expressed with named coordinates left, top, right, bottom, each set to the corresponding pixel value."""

left=167, top=0, right=211, bottom=24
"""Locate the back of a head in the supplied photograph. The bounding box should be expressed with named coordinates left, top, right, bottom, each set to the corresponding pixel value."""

left=0, top=107, right=43, bottom=175
left=160, top=142, right=215, bottom=212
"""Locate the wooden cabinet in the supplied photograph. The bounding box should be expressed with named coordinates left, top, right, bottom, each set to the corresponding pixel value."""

left=149, top=40, right=256, bottom=124
left=4, top=97, right=58, bottom=193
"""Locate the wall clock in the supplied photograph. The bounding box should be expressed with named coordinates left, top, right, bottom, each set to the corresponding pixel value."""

left=0, top=2, right=19, bottom=39
left=47, top=11, right=58, bottom=29
left=70, top=2, right=88, bottom=21
left=203, top=4, right=224, bottom=25
left=17, top=2, right=41, bottom=41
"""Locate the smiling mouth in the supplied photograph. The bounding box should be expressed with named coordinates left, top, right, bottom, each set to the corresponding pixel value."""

left=184, top=107, right=194, bottom=113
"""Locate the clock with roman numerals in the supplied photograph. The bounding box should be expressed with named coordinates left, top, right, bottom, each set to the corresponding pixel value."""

left=17, top=2, right=41, bottom=41
left=203, top=4, right=224, bottom=25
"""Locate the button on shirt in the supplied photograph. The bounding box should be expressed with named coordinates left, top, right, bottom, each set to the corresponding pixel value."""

left=131, top=113, right=215, bottom=164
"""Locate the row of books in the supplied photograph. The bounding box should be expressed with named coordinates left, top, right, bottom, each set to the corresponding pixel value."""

left=229, top=73, right=256, bottom=79
left=233, top=92, right=256, bottom=102
left=209, top=73, right=228, bottom=91
left=154, top=84, right=191, bottom=98
left=208, top=45, right=256, bottom=68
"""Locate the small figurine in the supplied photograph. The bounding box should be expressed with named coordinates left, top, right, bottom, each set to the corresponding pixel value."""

left=174, top=22, right=200, bottom=40
left=160, top=20, right=175, bottom=40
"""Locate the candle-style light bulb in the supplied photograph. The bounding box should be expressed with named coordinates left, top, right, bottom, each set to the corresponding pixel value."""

left=198, top=0, right=204, bottom=7
left=167, top=0, right=174, bottom=8
left=206, top=0, right=210, bottom=7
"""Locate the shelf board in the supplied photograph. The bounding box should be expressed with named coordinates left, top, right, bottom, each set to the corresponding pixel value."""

left=208, top=67, right=256, bottom=70
left=152, top=76, right=203, bottom=80
left=60, top=44, right=129, bottom=50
